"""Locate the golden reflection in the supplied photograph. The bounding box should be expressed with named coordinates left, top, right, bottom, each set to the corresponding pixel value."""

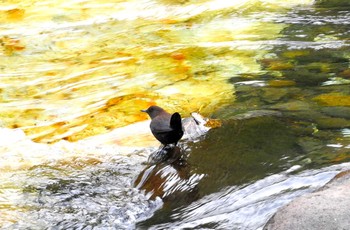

left=0, top=0, right=313, bottom=143
left=0, top=0, right=317, bottom=226
left=0, top=0, right=314, bottom=143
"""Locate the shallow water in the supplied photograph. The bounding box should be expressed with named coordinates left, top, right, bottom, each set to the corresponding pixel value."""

left=1, top=0, right=350, bottom=229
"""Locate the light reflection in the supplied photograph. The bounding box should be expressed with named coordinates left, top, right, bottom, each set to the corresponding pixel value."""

left=327, top=143, right=344, bottom=148
left=0, top=0, right=316, bottom=142
left=150, top=163, right=350, bottom=229
left=2, top=0, right=347, bottom=229
left=343, top=129, right=350, bottom=137
left=134, top=146, right=206, bottom=201
left=322, top=77, right=350, bottom=86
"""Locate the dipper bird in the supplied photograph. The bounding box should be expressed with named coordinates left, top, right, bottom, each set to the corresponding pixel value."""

left=141, top=106, right=183, bottom=146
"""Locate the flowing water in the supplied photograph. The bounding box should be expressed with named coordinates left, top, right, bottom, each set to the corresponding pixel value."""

left=1, top=0, right=350, bottom=229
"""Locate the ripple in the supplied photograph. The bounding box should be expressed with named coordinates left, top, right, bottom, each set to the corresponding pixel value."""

left=149, top=163, right=350, bottom=229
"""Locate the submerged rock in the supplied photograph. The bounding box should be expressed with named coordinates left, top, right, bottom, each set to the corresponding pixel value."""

left=315, top=117, right=350, bottom=129
left=261, top=87, right=288, bottom=103
left=270, top=100, right=310, bottom=111
left=314, top=93, right=350, bottom=107
left=297, top=137, right=324, bottom=154
left=231, top=110, right=282, bottom=120
left=321, top=106, right=350, bottom=119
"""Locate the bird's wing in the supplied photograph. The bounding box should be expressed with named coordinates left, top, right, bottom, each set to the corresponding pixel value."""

left=150, top=116, right=173, bottom=133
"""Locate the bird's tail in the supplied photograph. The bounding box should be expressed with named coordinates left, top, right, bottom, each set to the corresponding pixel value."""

left=170, top=112, right=183, bottom=131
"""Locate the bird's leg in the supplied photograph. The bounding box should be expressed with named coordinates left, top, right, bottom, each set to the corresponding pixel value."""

left=155, top=144, right=169, bottom=156
left=148, top=145, right=167, bottom=164
left=160, top=144, right=176, bottom=155
left=158, top=144, right=167, bottom=152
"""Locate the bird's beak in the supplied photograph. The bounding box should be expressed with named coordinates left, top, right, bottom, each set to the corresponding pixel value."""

left=141, top=109, right=147, bottom=113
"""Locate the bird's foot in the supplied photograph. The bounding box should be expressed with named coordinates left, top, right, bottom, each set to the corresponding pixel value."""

left=148, top=144, right=180, bottom=164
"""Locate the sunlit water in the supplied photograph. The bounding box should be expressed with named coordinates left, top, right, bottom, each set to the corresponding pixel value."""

left=1, top=0, right=350, bottom=229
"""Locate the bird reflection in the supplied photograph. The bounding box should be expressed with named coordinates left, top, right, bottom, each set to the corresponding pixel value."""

left=134, top=145, right=201, bottom=203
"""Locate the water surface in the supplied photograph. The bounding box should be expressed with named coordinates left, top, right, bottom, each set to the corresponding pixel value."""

left=1, top=0, right=350, bottom=229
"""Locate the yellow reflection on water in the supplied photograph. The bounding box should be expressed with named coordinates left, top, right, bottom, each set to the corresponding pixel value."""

left=0, top=0, right=313, bottom=142
left=0, top=0, right=315, bottom=226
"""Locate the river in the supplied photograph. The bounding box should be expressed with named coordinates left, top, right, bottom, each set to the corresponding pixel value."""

left=0, top=0, right=349, bottom=229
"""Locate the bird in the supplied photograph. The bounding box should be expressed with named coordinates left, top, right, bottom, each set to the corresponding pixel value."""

left=141, top=105, right=184, bottom=147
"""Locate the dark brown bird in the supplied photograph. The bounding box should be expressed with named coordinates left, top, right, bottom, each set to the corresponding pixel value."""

left=141, top=105, right=183, bottom=146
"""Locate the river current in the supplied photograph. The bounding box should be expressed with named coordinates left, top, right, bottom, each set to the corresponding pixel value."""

left=1, top=0, right=349, bottom=229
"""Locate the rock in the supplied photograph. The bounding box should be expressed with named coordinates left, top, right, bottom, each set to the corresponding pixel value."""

left=315, top=117, right=350, bottom=129
left=147, top=146, right=182, bottom=165
left=231, top=110, right=282, bottom=120
left=270, top=100, right=310, bottom=111
left=264, top=170, right=350, bottom=230
left=182, top=112, right=211, bottom=141
left=267, top=80, right=296, bottom=87
left=297, top=137, right=323, bottom=153
left=314, top=93, right=350, bottom=107
left=321, top=107, right=350, bottom=119
left=339, top=69, right=350, bottom=78
left=261, top=87, right=288, bottom=103
left=316, top=0, right=350, bottom=7
left=285, top=68, right=330, bottom=86
left=285, top=110, right=324, bottom=122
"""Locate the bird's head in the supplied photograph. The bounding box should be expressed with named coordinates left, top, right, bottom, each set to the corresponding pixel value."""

left=141, top=105, right=166, bottom=119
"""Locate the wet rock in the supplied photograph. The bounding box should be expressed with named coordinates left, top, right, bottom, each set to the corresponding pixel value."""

left=315, top=117, right=350, bottom=129
left=261, top=87, right=288, bottom=103
left=147, top=146, right=183, bottom=165
left=285, top=110, right=324, bottom=122
left=297, top=137, right=323, bottom=154
left=289, top=121, right=316, bottom=136
left=231, top=110, right=282, bottom=120
left=267, top=80, right=296, bottom=87
left=182, top=113, right=211, bottom=141
left=233, top=84, right=259, bottom=98
left=312, top=129, right=337, bottom=139
left=317, top=0, right=350, bottom=7
left=321, top=106, right=350, bottom=119
left=314, top=93, right=350, bottom=107
left=264, top=170, right=350, bottom=230
left=270, top=100, right=310, bottom=111
left=339, top=69, right=350, bottom=78
left=285, top=68, right=330, bottom=86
